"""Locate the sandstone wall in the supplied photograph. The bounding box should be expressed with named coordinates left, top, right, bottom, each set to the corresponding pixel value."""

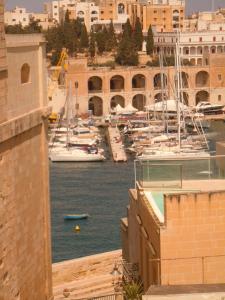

left=52, top=250, right=122, bottom=287
left=0, top=33, right=53, bottom=300
left=161, top=191, right=225, bottom=285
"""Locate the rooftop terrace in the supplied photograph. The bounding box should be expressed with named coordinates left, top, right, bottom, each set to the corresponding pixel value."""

left=135, top=155, right=225, bottom=224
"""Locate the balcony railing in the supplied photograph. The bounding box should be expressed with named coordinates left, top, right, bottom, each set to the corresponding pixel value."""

left=88, top=89, right=102, bottom=94
left=134, top=155, right=225, bottom=189
left=132, top=87, right=146, bottom=91
left=110, top=89, right=124, bottom=93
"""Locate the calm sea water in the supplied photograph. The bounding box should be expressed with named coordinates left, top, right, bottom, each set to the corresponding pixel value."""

left=50, top=120, right=225, bottom=263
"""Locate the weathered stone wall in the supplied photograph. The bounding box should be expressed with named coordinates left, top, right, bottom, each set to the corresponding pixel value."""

left=0, top=31, right=53, bottom=300
left=0, top=0, right=7, bottom=124
left=0, top=124, right=52, bottom=300
left=52, top=250, right=122, bottom=287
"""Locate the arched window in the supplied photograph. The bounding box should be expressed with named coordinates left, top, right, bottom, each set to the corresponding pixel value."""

left=118, top=3, right=125, bottom=14
left=21, top=63, right=30, bottom=84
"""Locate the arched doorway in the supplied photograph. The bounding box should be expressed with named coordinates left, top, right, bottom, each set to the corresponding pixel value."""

left=180, top=72, right=189, bottom=88
left=132, top=74, right=146, bottom=90
left=195, top=71, right=209, bottom=87
left=88, top=96, right=103, bottom=116
left=110, top=75, right=124, bottom=91
left=88, top=76, right=102, bottom=93
left=153, top=73, right=167, bottom=90
left=195, top=91, right=209, bottom=105
left=154, top=93, right=164, bottom=102
left=111, top=95, right=125, bottom=109
left=182, top=92, right=189, bottom=106
left=132, top=94, right=146, bottom=111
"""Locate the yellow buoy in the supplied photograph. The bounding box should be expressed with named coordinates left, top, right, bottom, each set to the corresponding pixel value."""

left=74, top=225, right=80, bottom=232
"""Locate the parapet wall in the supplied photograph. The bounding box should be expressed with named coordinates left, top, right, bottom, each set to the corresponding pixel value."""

left=52, top=250, right=122, bottom=287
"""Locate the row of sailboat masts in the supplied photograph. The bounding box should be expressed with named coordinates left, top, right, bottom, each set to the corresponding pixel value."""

left=158, top=32, right=208, bottom=151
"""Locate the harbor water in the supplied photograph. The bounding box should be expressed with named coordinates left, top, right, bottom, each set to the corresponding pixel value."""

left=50, top=120, right=225, bottom=263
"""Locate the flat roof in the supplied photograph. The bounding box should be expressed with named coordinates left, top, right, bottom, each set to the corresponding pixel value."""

left=146, top=284, right=225, bottom=295
left=143, top=179, right=225, bottom=223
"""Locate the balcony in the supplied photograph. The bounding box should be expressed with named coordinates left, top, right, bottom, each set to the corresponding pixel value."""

left=135, top=155, right=225, bottom=190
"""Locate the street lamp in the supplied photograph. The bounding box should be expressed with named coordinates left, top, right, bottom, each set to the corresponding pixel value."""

left=110, top=263, right=122, bottom=293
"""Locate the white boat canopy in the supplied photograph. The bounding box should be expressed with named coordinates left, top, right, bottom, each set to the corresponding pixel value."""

left=122, top=103, right=138, bottom=114
left=145, top=99, right=189, bottom=112
left=112, top=104, right=125, bottom=114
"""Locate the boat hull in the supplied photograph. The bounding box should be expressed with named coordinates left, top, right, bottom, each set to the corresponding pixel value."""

left=49, top=153, right=105, bottom=162
left=64, top=214, right=89, bottom=220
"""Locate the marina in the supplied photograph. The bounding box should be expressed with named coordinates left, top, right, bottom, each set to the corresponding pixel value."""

left=50, top=120, right=225, bottom=263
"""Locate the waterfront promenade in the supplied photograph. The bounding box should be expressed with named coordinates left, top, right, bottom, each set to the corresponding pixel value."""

left=107, top=127, right=127, bottom=162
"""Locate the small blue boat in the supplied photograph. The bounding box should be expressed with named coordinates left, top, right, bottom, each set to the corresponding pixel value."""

left=64, top=214, right=89, bottom=220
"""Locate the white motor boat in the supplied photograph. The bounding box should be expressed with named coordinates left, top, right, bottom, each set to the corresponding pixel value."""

left=195, top=102, right=225, bottom=115
left=49, top=148, right=105, bottom=162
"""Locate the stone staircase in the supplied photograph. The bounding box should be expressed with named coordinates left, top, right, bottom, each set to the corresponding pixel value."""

left=54, top=274, right=115, bottom=300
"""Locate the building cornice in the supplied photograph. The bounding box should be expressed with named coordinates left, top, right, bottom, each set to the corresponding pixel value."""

left=0, top=106, right=51, bottom=144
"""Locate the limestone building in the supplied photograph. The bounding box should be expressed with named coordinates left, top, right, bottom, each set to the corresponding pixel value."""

left=127, top=0, right=185, bottom=32
left=50, top=53, right=225, bottom=116
left=0, top=8, right=53, bottom=299
left=121, top=154, right=225, bottom=293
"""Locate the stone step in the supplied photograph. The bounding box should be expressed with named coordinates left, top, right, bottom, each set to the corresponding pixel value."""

left=55, top=284, right=114, bottom=300
left=69, top=285, right=115, bottom=300
left=54, top=274, right=114, bottom=299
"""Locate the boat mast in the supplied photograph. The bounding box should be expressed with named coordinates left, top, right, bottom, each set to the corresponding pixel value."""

left=175, top=31, right=181, bottom=150
left=159, top=49, right=167, bottom=132
left=66, top=81, right=73, bottom=148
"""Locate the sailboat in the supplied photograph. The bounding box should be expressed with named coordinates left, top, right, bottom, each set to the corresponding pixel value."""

left=49, top=82, right=105, bottom=162
left=139, top=35, right=210, bottom=161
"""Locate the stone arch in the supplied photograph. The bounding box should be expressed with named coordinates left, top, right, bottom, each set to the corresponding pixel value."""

left=132, top=94, right=146, bottom=111
left=118, top=3, right=125, bottom=14
left=77, top=11, right=84, bottom=16
left=217, top=46, right=223, bottom=53
left=88, top=96, right=103, bottom=116
left=21, top=63, right=30, bottom=84
left=190, top=58, right=196, bottom=65
left=110, top=75, right=124, bottom=91
left=88, top=76, right=102, bottom=92
left=132, top=74, right=146, bottom=89
left=183, top=47, right=189, bottom=55
left=182, top=92, right=189, bottom=106
left=195, top=71, right=209, bottom=87
left=197, top=58, right=202, bottom=66
left=111, top=95, right=125, bottom=108
left=153, top=73, right=167, bottom=90
left=181, top=72, right=189, bottom=88
left=211, top=46, right=216, bottom=54
left=197, top=46, right=203, bottom=55
left=154, top=93, right=163, bottom=102
left=195, top=90, right=209, bottom=105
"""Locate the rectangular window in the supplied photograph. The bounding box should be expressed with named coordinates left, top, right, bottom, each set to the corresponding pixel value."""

left=218, top=74, right=222, bottom=80
left=218, top=95, right=222, bottom=101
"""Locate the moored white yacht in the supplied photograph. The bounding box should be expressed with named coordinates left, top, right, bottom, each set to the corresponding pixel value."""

left=195, top=101, right=225, bottom=115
